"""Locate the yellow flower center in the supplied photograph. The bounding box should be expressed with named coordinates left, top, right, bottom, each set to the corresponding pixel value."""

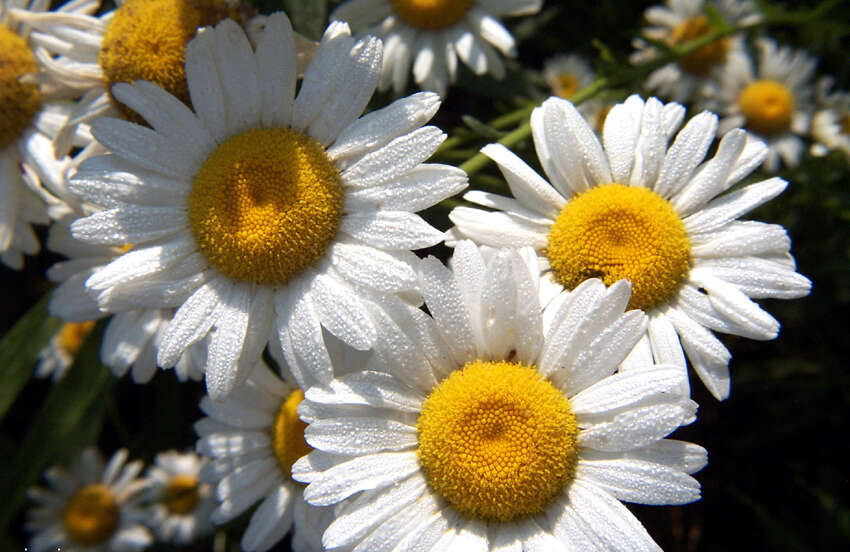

left=57, top=321, right=97, bottom=356
left=669, top=15, right=730, bottom=75
left=63, top=484, right=120, bottom=546
left=546, top=184, right=692, bottom=312
left=553, top=73, right=580, bottom=99
left=99, top=0, right=236, bottom=120
left=187, top=128, right=343, bottom=285
left=391, top=0, right=473, bottom=30
left=163, top=474, right=200, bottom=515
left=270, top=389, right=312, bottom=478
left=417, top=360, right=578, bottom=522
left=0, top=24, right=42, bottom=150
left=738, top=79, right=795, bottom=137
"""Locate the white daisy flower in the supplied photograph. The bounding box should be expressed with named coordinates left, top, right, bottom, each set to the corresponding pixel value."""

left=143, top=450, right=215, bottom=545
left=26, top=447, right=153, bottom=552
left=35, top=319, right=97, bottom=381
left=195, top=357, right=358, bottom=551
left=66, top=13, right=466, bottom=399
left=330, top=0, right=543, bottom=97
left=295, top=241, right=704, bottom=551
left=44, top=210, right=203, bottom=383
left=541, top=53, right=614, bottom=133
left=701, top=37, right=817, bottom=172
left=0, top=0, right=97, bottom=269
left=449, top=95, right=812, bottom=400
left=631, top=0, right=761, bottom=104
left=810, top=77, right=850, bottom=158
left=10, top=0, right=249, bottom=156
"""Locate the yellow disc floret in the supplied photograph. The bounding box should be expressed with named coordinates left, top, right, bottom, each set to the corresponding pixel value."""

left=669, top=15, right=730, bottom=75
left=553, top=72, right=580, bottom=99
left=270, top=389, right=312, bottom=478
left=391, top=0, right=473, bottom=30
left=57, top=321, right=96, bottom=356
left=0, top=24, right=42, bottom=150
left=738, top=79, right=795, bottom=136
left=417, top=360, right=578, bottom=522
left=163, top=474, right=200, bottom=515
left=546, top=184, right=692, bottom=312
left=187, top=128, right=343, bottom=285
left=63, top=484, right=120, bottom=546
left=99, top=0, right=236, bottom=119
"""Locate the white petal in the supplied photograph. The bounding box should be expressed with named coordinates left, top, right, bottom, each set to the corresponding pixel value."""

left=256, top=12, right=297, bottom=128
left=303, top=451, right=420, bottom=506
left=276, top=281, right=333, bottom=387
left=571, top=367, right=686, bottom=416
left=306, top=417, right=417, bottom=455
left=654, top=111, right=718, bottom=199
left=91, top=118, right=198, bottom=180
left=629, top=97, right=665, bottom=189
left=341, top=126, right=446, bottom=189
left=185, top=27, right=229, bottom=143
left=69, top=154, right=190, bottom=208
left=603, top=96, right=644, bottom=185
left=206, top=282, right=252, bottom=400
left=682, top=177, right=788, bottom=234
left=482, top=143, right=565, bottom=218
left=344, top=163, right=467, bottom=213
left=576, top=458, right=701, bottom=505
left=672, top=128, right=748, bottom=215
left=305, top=370, right=423, bottom=412
left=329, top=241, right=419, bottom=292
left=418, top=255, right=476, bottom=365
left=213, top=18, right=261, bottom=134
left=340, top=210, right=444, bottom=250
left=578, top=399, right=696, bottom=452
left=70, top=206, right=185, bottom=245
left=157, top=276, right=227, bottom=368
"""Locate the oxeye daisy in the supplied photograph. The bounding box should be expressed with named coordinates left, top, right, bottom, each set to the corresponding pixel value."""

left=810, top=78, right=850, bottom=159
left=194, top=357, right=358, bottom=551
left=66, top=13, right=466, bottom=398
left=542, top=53, right=613, bottom=133
left=448, top=95, right=811, bottom=400
left=11, top=0, right=246, bottom=156
left=0, top=0, right=97, bottom=269
left=142, top=450, right=215, bottom=545
left=701, top=37, right=816, bottom=172
left=631, top=0, right=761, bottom=104
left=330, top=0, right=543, bottom=97
left=44, top=211, right=203, bottom=383
left=26, top=448, right=152, bottom=552
left=294, top=242, right=704, bottom=551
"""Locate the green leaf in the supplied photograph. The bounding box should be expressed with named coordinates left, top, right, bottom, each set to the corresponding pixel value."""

left=0, top=293, right=63, bottom=421
left=281, top=0, right=327, bottom=41
left=0, top=322, right=113, bottom=532
left=462, top=115, right=505, bottom=139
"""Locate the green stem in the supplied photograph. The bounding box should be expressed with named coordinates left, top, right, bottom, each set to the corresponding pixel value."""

left=456, top=21, right=760, bottom=177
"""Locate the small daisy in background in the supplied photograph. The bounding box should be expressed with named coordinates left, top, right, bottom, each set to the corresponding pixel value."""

left=542, top=53, right=614, bottom=133
left=0, top=0, right=98, bottom=269
left=631, top=0, right=762, bottom=104
left=66, top=12, right=466, bottom=399
left=35, top=319, right=96, bottom=381
left=26, top=448, right=152, bottom=551
left=449, top=95, right=811, bottom=400
left=295, top=242, right=704, bottom=551
left=701, top=37, right=817, bottom=172
left=810, top=77, right=850, bottom=159
left=143, top=450, right=215, bottom=545
left=330, top=0, right=543, bottom=97
left=194, top=355, right=359, bottom=551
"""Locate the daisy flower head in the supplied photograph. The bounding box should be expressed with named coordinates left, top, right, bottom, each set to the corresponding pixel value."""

left=0, top=0, right=94, bottom=268
left=43, top=211, right=203, bottom=384
left=295, top=241, right=704, bottom=551
left=810, top=77, right=850, bottom=159
left=449, top=95, right=812, bottom=400
left=631, top=0, right=762, bottom=104
left=330, top=0, right=543, bottom=97
left=701, top=37, right=817, bottom=172
left=194, top=355, right=362, bottom=551
left=26, top=447, right=152, bottom=552
left=143, top=450, right=215, bottom=545
left=66, top=13, right=466, bottom=399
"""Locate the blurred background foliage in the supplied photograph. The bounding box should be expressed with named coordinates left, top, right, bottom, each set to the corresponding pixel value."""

left=1, top=0, right=848, bottom=550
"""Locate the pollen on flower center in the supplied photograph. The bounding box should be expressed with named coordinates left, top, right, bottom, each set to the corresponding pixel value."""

left=417, top=360, right=578, bottom=522
left=63, top=484, right=120, bottom=546
left=0, top=24, right=42, bottom=150
left=391, top=0, right=473, bottom=30
left=58, top=321, right=96, bottom=356
left=163, top=474, right=200, bottom=515
left=187, top=127, right=343, bottom=285
left=98, top=0, right=236, bottom=119
left=738, top=79, right=795, bottom=136
left=553, top=73, right=580, bottom=99
left=670, top=15, right=730, bottom=75
left=270, top=389, right=312, bottom=478
left=546, top=184, right=692, bottom=311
